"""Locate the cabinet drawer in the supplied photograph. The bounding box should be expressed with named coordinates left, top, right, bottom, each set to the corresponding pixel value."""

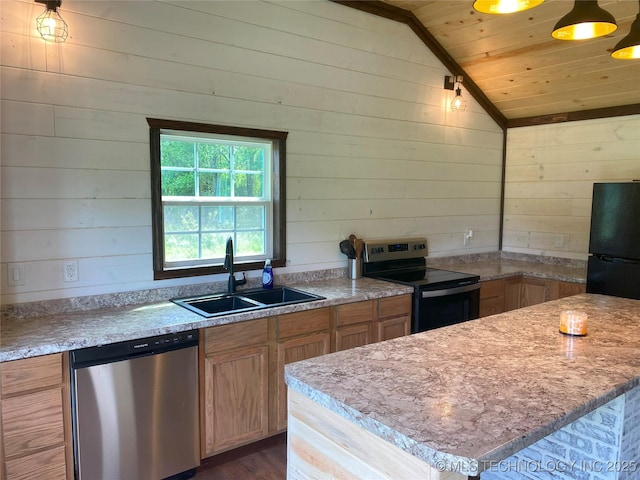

left=336, top=301, right=375, bottom=326
left=277, top=308, right=331, bottom=340
left=204, top=318, right=269, bottom=354
left=1, top=354, right=62, bottom=396
left=2, top=388, right=64, bottom=458
left=378, top=295, right=411, bottom=319
left=5, top=444, right=67, bottom=480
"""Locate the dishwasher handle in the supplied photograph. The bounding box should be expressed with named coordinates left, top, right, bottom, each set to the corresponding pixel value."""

left=71, top=330, right=199, bottom=369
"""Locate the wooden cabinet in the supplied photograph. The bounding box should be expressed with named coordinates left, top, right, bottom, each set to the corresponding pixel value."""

left=274, top=308, right=331, bottom=431
left=502, top=276, right=586, bottom=313
left=479, top=279, right=505, bottom=317
left=200, top=295, right=411, bottom=460
left=201, top=318, right=270, bottom=457
left=0, top=353, right=72, bottom=480
left=375, top=295, right=411, bottom=342
left=335, top=301, right=375, bottom=351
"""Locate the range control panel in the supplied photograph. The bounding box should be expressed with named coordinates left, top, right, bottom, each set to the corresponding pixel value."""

left=363, top=237, right=428, bottom=263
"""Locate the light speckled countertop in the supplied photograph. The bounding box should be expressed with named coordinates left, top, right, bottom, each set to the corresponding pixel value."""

left=429, top=256, right=587, bottom=284
left=285, top=293, right=640, bottom=476
left=0, top=254, right=588, bottom=363
left=0, top=277, right=412, bottom=362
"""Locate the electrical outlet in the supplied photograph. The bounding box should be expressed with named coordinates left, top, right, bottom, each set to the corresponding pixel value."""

left=63, top=260, right=79, bottom=282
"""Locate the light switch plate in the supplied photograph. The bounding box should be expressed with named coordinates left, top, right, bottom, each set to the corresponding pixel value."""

left=7, top=263, right=25, bottom=286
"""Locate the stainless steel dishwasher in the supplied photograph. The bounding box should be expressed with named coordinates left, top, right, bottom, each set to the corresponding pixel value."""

left=70, top=330, right=200, bottom=480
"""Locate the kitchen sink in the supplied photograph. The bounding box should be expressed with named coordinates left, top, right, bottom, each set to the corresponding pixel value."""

left=242, top=287, right=322, bottom=305
left=172, top=287, right=325, bottom=318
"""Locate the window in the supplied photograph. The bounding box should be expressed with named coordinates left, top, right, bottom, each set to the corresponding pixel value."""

left=148, top=119, right=287, bottom=280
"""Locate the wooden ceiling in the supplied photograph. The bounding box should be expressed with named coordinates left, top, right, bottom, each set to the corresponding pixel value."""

left=337, top=0, right=640, bottom=127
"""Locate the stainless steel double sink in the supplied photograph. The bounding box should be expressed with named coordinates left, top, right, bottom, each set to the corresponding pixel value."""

left=172, top=287, right=325, bottom=318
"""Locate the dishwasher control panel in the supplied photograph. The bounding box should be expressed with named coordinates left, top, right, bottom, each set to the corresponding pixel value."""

left=70, top=329, right=199, bottom=368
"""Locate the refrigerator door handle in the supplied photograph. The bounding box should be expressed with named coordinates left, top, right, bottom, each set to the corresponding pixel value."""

left=594, top=254, right=640, bottom=265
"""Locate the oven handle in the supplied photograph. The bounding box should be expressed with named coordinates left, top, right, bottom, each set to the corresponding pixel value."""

left=421, top=282, right=480, bottom=298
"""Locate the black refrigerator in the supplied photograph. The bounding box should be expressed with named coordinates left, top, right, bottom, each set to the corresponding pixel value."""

left=586, top=181, right=640, bottom=300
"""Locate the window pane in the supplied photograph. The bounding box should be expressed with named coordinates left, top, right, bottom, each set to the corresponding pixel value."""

left=161, top=140, right=194, bottom=168
left=233, top=173, right=263, bottom=197
left=201, top=206, right=234, bottom=231
left=237, top=231, right=265, bottom=256
left=165, top=233, right=199, bottom=261
left=200, top=172, right=231, bottom=197
left=234, top=145, right=264, bottom=171
left=162, top=171, right=195, bottom=197
left=199, top=143, right=230, bottom=169
left=201, top=233, right=229, bottom=259
left=164, top=206, right=199, bottom=232
left=237, top=205, right=264, bottom=229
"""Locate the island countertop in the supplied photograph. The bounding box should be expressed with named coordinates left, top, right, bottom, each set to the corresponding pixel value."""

left=285, top=293, right=640, bottom=476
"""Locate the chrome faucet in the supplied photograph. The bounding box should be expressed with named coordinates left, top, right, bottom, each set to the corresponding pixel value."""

left=224, top=237, right=246, bottom=293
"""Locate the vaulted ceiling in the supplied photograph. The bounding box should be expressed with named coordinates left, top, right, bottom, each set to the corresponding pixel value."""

left=337, top=0, right=640, bottom=128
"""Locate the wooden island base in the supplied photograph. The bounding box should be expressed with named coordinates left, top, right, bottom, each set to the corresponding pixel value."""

left=287, top=390, right=466, bottom=480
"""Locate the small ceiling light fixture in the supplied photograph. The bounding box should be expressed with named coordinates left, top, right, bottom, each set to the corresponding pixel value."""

left=611, top=5, right=640, bottom=59
left=552, top=0, right=617, bottom=41
left=444, top=75, right=467, bottom=112
left=35, top=0, right=68, bottom=43
left=473, top=0, right=544, bottom=15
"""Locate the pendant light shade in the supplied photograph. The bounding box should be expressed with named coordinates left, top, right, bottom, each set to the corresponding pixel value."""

left=451, top=87, right=467, bottom=112
left=552, top=0, right=617, bottom=40
left=473, top=0, right=544, bottom=15
left=35, top=0, right=68, bottom=43
left=611, top=13, right=640, bottom=59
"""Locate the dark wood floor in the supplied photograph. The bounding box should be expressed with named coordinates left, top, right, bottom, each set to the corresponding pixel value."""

left=194, top=434, right=287, bottom=480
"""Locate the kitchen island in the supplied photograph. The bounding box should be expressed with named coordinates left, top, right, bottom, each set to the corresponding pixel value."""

left=285, top=294, right=640, bottom=479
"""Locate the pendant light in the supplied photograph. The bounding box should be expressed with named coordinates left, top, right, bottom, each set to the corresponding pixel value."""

left=611, top=7, right=640, bottom=59
left=473, top=0, right=544, bottom=15
left=552, top=0, right=617, bottom=40
left=35, top=0, right=68, bottom=43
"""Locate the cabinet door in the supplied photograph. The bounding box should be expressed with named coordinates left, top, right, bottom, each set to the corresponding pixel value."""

left=521, top=278, right=552, bottom=307
left=557, top=281, right=586, bottom=298
left=376, top=317, right=410, bottom=342
left=376, top=295, right=411, bottom=342
left=479, top=279, right=505, bottom=317
left=275, top=333, right=330, bottom=431
left=202, top=345, right=269, bottom=456
left=336, top=323, right=372, bottom=352
left=503, top=277, right=522, bottom=311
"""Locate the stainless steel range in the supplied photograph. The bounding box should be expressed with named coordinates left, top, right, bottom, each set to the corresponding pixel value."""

left=362, top=237, right=480, bottom=333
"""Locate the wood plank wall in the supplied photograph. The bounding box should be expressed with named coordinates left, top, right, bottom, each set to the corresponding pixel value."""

left=0, top=0, right=503, bottom=305
left=503, top=115, right=640, bottom=260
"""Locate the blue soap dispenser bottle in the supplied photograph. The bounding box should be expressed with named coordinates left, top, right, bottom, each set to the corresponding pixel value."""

left=262, top=259, right=273, bottom=289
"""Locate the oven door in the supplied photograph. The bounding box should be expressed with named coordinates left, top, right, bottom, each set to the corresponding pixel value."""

left=413, top=283, right=480, bottom=333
